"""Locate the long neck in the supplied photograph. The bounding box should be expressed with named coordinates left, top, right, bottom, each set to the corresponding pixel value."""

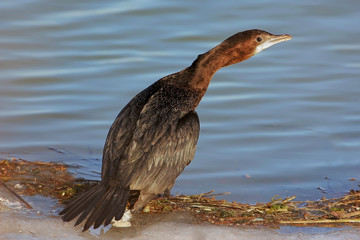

left=187, top=45, right=227, bottom=90
left=185, top=43, right=252, bottom=91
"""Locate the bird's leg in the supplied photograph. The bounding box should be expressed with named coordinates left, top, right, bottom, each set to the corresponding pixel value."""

left=163, top=181, right=175, bottom=198
left=164, top=189, right=171, bottom=198
left=132, top=192, right=157, bottom=212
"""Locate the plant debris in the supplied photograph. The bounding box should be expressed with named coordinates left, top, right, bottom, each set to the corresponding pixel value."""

left=1, top=158, right=360, bottom=227
left=146, top=190, right=360, bottom=227
left=0, top=158, right=95, bottom=200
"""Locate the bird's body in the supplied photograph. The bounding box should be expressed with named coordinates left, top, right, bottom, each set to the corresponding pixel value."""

left=60, top=29, right=291, bottom=231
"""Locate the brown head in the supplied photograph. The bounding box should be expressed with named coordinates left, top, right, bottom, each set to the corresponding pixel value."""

left=219, top=29, right=292, bottom=67
left=186, top=29, right=291, bottom=90
left=197, top=29, right=292, bottom=69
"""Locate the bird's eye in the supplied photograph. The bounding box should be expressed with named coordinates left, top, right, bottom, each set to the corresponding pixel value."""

left=256, top=37, right=262, bottom=42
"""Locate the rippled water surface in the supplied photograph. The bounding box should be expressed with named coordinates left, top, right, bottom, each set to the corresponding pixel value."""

left=1, top=0, right=360, bottom=203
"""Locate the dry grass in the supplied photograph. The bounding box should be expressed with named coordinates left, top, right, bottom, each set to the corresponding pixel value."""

left=0, top=158, right=94, bottom=200
left=146, top=190, right=360, bottom=227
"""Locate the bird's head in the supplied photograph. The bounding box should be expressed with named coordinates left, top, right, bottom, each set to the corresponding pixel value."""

left=219, top=29, right=292, bottom=67
left=187, top=29, right=291, bottom=90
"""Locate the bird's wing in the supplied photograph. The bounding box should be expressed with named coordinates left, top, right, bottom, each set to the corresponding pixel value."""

left=128, top=110, right=200, bottom=193
left=101, top=83, right=161, bottom=181
left=102, top=84, right=200, bottom=192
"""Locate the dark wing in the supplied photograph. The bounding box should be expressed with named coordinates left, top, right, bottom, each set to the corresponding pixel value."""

left=101, top=82, right=161, bottom=181
left=102, top=83, right=200, bottom=193
left=129, top=110, right=199, bottom=193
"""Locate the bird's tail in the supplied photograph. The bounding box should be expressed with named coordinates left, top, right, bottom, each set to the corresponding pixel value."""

left=59, top=184, right=130, bottom=231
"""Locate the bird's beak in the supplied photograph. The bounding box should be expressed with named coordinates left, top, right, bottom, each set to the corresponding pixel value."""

left=269, top=34, right=292, bottom=45
left=255, top=34, right=292, bottom=54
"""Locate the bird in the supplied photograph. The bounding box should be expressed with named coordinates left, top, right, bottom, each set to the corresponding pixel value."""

left=59, top=29, right=291, bottom=231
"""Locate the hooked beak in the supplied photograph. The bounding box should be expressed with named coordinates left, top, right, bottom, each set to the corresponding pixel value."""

left=255, top=34, right=292, bottom=54
left=269, top=34, right=292, bottom=45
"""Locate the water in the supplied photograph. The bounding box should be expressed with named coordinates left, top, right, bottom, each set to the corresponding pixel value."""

left=1, top=0, right=360, bottom=207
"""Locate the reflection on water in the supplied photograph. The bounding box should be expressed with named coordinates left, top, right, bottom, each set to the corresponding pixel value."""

left=0, top=0, right=360, bottom=204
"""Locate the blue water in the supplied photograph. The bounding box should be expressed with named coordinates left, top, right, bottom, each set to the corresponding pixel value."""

left=0, top=0, right=360, bottom=204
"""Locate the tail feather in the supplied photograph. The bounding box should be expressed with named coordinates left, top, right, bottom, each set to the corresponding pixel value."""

left=105, top=187, right=129, bottom=225
left=60, top=186, right=102, bottom=222
left=59, top=184, right=130, bottom=231
left=91, top=187, right=117, bottom=229
left=101, top=187, right=124, bottom=226
left=114, top=190, right=129, bottom=220
left=74, top=186, right=109, bottom=227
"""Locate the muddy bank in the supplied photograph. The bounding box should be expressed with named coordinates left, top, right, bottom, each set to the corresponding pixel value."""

left=1, top=158, right=360, bottom=229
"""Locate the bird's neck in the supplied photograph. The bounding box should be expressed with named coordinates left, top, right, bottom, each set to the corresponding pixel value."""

left=185, top=44, right=252, bottom=92
left=162, top=42, right=253, bottom=104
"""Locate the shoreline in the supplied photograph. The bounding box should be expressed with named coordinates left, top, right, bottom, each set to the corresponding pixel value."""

left=1, top=157, right=360, bottom=229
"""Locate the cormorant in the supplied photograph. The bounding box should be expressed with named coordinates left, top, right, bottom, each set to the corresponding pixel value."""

left=60, top=29, right=291, bottom=231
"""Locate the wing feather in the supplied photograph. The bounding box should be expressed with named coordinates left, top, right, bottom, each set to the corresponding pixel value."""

left=102, top=82, right=201, bottom=194
left=129, top=111, right=200, bottom=193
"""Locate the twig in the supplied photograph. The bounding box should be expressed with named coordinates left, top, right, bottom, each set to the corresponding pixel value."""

left=280, top=219, right=360, bottom=224
left=0, top=179, right=32, bottom=209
